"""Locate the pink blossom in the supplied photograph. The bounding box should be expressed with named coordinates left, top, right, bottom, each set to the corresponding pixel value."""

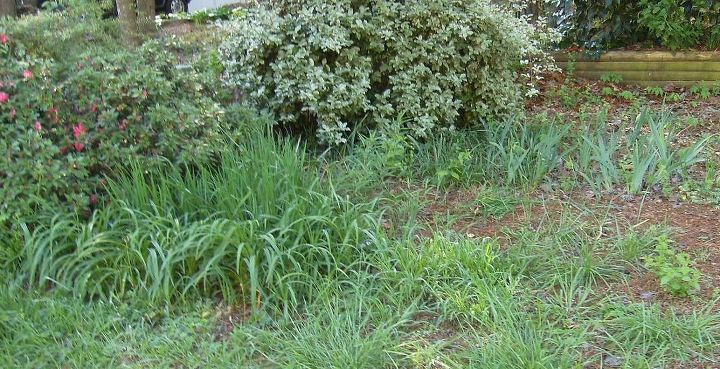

left=0, top=34, right=7, bottom=45
left=0, top=91, right=8, bottom=104
left=73, top=123, right=87, bottom=138
left=23, top=70, right=33, bottom=79
left=74, top=142, right=85, bottom=152
left=34, top=121, right=42, bottom=132
left=89, top=194, right=98, bottom=206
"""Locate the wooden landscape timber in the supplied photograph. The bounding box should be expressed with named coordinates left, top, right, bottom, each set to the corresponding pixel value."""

left=555, top=51, right=720, bottom=87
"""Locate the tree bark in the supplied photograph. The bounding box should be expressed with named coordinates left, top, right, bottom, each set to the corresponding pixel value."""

left=116, top=0, right=139, bottom=46
left=136, top=0, right=156, bottom=36
left=0, top=0, right=16, bottom=18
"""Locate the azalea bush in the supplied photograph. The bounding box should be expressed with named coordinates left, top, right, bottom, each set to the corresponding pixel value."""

left=0, top=28, right=237, bottom=220
left=4, top=0, right=122, bottom=60
left=219, top=0, right=557, bottom=145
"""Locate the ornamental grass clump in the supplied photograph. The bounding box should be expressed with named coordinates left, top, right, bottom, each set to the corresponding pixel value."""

left=17, top=127, right=381, bottom=310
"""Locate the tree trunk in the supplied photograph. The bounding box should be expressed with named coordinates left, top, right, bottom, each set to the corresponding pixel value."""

left=0, top=0, right=16, bottom=18
left=136, top=0, right=156, bottom=36
left=116, top=0, right=139, bottom=46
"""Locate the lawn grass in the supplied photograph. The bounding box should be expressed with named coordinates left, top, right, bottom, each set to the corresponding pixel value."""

left=3, top=93, right=720, bottom=368
left=6, top=221, right=719, bottom=368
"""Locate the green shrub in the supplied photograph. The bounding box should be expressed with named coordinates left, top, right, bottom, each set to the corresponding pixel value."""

left=645, top=235, right=701, bottom=296
left=561, top=1, right=646, bottom=49
left=436, top=150, right=472, bottom=187
left=219, top=0, right=555, bottom=145
left=561, top=0, right=720, bottom=50
left=618, top=90, right=636, bottom=101
left=0, top=21, right=234, bottom=219
left=645, top=86, right=664, bottom=97
left=600, top=72, right=624, bottom=84
left=638, top=0, right=703, bottom=51
left=1, top=1, right=122, bottom=61
left=690, top=84, right=712, bottom=99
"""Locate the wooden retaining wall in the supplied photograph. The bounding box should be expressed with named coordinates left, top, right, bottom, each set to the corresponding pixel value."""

left=555, top=51, right=720, bottom=87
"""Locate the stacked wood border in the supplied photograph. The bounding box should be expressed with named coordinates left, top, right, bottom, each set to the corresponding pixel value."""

left=555, top=51, right=720, bottom=87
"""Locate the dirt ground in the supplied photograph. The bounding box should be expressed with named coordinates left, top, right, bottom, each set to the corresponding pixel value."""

left=414, top=75, right=720, bottom=313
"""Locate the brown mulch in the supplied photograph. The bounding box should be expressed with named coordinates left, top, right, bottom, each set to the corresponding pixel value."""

left=529, top=73, right=720, bottom=129
left=606, top=196, right=720, bottom=309
left=212, top=304, right=252, bottom=341
left=396, top=74, right=720, bottom=367
left=159, top=20, right=197, bottom=37
left=414, top=185, right=720, bottom=306
left=415, top=189, right=531, bottom=241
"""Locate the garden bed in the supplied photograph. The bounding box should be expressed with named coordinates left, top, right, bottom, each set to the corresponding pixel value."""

left=159, top=18, right=196, bottom=36
left=556, top=51, right=720, bottom=87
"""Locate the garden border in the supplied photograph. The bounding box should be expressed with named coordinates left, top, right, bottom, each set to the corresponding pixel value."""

left=555, top=51, right=720, bottom=87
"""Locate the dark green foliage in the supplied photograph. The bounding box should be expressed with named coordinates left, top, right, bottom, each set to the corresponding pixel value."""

left=0, top=15, right=234, bottom=219
left=560, top=0, right=720, bottom=50
left=638, top=0, right=703, bottom=51
left=562, top=0, right=647, bottom=49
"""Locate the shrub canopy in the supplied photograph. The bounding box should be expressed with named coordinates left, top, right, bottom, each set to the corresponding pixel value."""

left=220, top=0, right=552, bottom=145
left=558, top=0, right=720, bottom=50
left=0, top=14, right=237, bottom=219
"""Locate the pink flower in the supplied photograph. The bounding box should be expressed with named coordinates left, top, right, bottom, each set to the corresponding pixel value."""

left=74, top=142, right=85, bottom=152
left=89, top=194, right=98, bottom=206
left=34, top=121, right=42, bottom=132
left=73, top=123, right=87, bottom=138
left=22, top=70, right=33, bottom=79
left=0, top=91, right=8, bottom=104
left=0, top=34, right=7, bottom=45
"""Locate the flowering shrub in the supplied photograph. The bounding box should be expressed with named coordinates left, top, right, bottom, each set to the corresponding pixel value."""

left=0, top=30, right=237, bottom=220
left=219, top=0, right=556, bottom=145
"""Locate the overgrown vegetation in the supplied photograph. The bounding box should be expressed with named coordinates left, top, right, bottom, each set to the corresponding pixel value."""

left=1, top=9, right=232, bottom=218
left=3, top=1, right=720, bottom=368
left=15, top=127, right=380, bottom=308
left=557, top=0, right=720, bottom=50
